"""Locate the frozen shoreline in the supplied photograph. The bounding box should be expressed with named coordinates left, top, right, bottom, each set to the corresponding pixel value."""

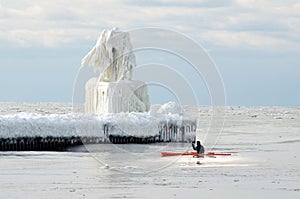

left=0, top=103, right=299, bottom=198
left=0, top=140, right=299, bottom=199
left=1, top=102, right=299, bottom=118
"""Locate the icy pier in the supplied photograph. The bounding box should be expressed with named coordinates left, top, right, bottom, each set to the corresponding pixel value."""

left=0, top=137, right=82, bottom=151
left=0, top=112, right=196, bottom=151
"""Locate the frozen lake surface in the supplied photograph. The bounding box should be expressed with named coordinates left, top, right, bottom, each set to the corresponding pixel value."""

left=0, top=103, right=299, bottom=198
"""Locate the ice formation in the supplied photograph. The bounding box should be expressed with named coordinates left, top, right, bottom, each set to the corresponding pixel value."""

left=0, top=111, right=196, bottom=142
left=81, top=27, right=135, bottom=82
left=0, top=112, right=156, bottom=138
left=82, top=27, right=150, bottom=113
left=156, top=102, right=183, bottom=115
left=85, top=79, right=150, bottom=113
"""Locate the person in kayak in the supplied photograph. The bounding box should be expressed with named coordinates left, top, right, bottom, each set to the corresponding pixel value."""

left=192, top=140, right=205, bottom=155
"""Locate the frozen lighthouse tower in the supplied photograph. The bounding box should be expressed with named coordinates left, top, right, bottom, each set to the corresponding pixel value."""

left=82, top=27, right=150, bottom=113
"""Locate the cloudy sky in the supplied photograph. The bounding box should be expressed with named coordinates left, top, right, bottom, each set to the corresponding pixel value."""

left=0, top=0, right=299, bottom=106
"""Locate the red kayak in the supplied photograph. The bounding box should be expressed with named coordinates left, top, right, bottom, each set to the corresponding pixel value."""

left=161, top=151, right=231, bottom=157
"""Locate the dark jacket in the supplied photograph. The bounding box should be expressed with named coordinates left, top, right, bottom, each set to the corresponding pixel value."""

left=192, top=142, right=205, bottom=154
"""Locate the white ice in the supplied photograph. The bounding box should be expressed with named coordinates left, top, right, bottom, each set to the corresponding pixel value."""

left=81, top=27, right=135, bottom=82
left=0, top=102, right=193, bottom=139
left=82, top=27, right=150, bottom=113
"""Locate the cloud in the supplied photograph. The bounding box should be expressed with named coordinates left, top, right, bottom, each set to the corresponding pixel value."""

left=124, top=0, right=233, bottom=8
left=0, top=0, right=299, bottom=51
left=0, top=4, right=43, bottom=19
left=198, top=30, right=296, bottom=52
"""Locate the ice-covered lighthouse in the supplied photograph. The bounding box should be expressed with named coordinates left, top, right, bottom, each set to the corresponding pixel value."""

left=81, top=27, right=150, bottom=114
left=0, top=28, right=196, bottom=151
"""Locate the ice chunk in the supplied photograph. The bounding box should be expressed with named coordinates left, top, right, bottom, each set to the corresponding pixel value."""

left=157, top=101, right=183, bottom=115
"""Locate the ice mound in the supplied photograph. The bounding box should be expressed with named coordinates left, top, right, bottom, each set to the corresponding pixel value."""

left=155, top=102, right=183, bottom=115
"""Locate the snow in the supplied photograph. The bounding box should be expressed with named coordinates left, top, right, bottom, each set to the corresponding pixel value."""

left=155, top=101, right=183, bottom=115
left=0, top=112, right=158, bottom=138
left=0, top=102, right=194, bottom=138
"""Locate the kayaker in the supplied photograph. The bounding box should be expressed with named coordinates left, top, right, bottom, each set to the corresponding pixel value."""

left=192, top=140, right=205, bottom=155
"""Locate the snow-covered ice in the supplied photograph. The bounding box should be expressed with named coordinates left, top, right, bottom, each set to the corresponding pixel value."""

left=0, top=111, right=159, bottom=138
left=0, top=102, right=193, bottom=139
